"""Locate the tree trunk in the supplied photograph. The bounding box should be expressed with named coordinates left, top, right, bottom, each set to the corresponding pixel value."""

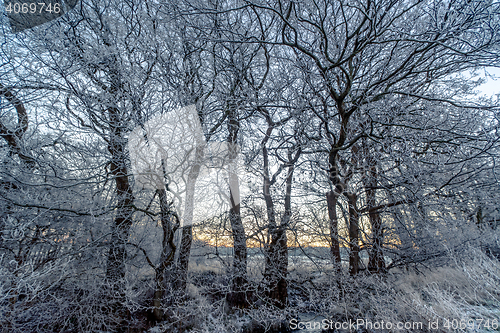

left=365, top=166, right=385, bottom=273
left=175, top=225, right=192, bottom=292
left=0, top=84, right=35, bottom=168
left=264, top=225, right=288, bottom=309
left=0, top=87, right=33, bottom=315
left=105, top=107, right=134, bottom=280
left=152, top=188, right=178, bottom=321
left=262, top=145, right=280, bottom=307
left=326, top=191, right=342, bottom=269
left=346, top=192, right=359, bottom=275
left=261, top=125, right=290, bottom=309
left=327, top=145, right=349, bottom=273
left=104, top=105, right=135, bottom=330
left=368, top=208, right=385, bottom=273
left=362, top=138, right=385, bottom=273
left=228, top=191, right=249, bottom=307
left=175, top=146, right=203, bottom=292
left=226, top=108, right=249, bottom=308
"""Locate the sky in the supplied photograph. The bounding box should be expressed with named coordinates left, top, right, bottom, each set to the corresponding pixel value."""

left=476, top=67, right=500, bottom=97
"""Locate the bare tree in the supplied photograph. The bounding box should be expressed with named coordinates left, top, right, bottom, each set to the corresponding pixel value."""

left=254, top=105, right=302, bottom=308
left=1, top=0, right=499, bottom=331
left=245, top=0, right=500, bottom=273
left=10, top=0, right=161, bottom=327
left=0, top=85, right=34, bottom=169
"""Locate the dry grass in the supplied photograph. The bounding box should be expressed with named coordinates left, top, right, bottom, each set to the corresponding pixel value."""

left=176, top=247, right=500, bottom=333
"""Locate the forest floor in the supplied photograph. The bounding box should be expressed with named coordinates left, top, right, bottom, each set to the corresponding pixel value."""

left=146, top=247, right=500, bottom=333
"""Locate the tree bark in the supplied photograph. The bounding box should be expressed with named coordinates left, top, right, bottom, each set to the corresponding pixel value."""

left=263, top=141, right=297, bottom=308
left=368, top=207, right=385, bottom=273
left=365, top=166, right=385, bottom=273
left=262, top=136, right=280, bottom=307
left=105, top=108, right=135, bottom=324
left=264, top=224, right=288, bottom=309
left=346, top=192, right=359, bottom=275
left=326, top=191, right=342, bottom=269
left=228, top=199, right=249, bottom=307
left=175, top=225, right=192, bottom=292
left=261, top=124, right=291, bottom=309
left=362, top=138, right=385, bottom=273
left=0, top=87, right=33, bottom=314
left=105, top=106, right=134, bottom=281
left=175, top=146, right=203, bottom=292
left=226, top=107, right=249, bottom=308
left=152, top=188, right=178, bottom=321
left=0, top=84, right=35, bottom=168
left=327, top=145, right=349, bottom=272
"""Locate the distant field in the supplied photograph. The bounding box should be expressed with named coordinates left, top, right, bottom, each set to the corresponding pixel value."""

left=188, top=246, right=380, bottom=276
